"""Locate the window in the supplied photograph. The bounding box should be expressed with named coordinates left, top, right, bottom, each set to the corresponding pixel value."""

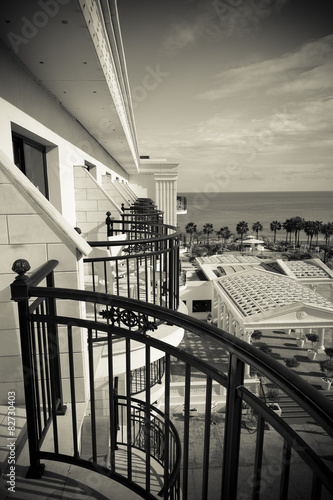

left=192, top=300, right=212, bottom=313
left=12, top=133, right=49, bottom=198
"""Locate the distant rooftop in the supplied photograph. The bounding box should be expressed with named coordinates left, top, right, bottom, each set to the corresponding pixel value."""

left=197, top=255, right=261, bottom=265
left=215, top=271, right=333, bottom=319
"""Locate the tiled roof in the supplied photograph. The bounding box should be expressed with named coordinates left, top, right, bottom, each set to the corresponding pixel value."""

left=283, top=260, right=331, bottom=279
left=216, top=272, right=333, bottom=318
left=197, top=255, right=261, bottom=265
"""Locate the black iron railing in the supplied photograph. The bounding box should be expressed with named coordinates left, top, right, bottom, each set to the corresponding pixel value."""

left=116, top=395, right=180, bottom=498
left=130, top=357, right=165, bottom=396
left=11, top=260, right=333, bottom=500
left=85, top=226, right=180, bottom=311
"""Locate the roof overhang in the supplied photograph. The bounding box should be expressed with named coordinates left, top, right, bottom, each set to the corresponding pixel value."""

left=0, top=0, right=139, bottom=174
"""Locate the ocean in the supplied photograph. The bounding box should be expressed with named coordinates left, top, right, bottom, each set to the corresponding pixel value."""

left=177, top=191, right=333, bottom=243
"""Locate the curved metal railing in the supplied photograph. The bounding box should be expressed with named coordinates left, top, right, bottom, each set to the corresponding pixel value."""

left=11, top=260, right=333, bottom=499
left=85, top=225, right=181, bottom=311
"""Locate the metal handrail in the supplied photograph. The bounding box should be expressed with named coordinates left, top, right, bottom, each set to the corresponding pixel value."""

left=10, top=260, right=333, bottom=499
left=87, top=230, right=181, bottom=250
left=25, top=286, right=333, bottom=437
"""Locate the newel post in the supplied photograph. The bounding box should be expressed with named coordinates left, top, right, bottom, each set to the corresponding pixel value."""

left=10, top=259, right=45, bottom=478
left=105, top=211, right=114, bottom=237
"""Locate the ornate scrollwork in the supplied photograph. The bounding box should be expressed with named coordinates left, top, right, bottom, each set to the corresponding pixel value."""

left=99, top=306, right=157, bottom=333
left=123, top=243, right=152, bottom=255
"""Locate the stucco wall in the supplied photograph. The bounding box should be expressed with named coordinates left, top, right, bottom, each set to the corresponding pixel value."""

left=0, top=153, right=90, bottom=405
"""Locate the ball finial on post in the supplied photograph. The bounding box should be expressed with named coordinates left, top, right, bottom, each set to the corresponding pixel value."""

left=12, top=259, right=31, bottom=279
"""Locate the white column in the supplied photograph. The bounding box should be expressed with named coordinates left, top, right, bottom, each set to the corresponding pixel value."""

left=217, top=296, right=222, bottom=329
left=223, top=304, right=228, bottom=331
left=235, top=322, right=240, bottom=338
left=229, top=313, right=235, bottom=335
left=243, top=330, right=253, bottom=378
left=318, top=328, right=326, bottom=352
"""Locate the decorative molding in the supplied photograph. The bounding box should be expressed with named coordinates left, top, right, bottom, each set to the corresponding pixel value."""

left=79, top=0, right=139, bottom=171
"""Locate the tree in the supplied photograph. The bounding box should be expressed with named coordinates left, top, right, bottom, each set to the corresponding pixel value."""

left=321, top=222, right=333, bottom=246
left=252, top=221, right=263, bottom=239
left=286, top=216, right=304, bottom=247
left=304, top=221, right=316, bottom=249
left=270, top=221, right=281, bottom=243
left=314, top=221, right=322, bottom=246
left=185, top=222, right=197, bottom=247
left=283, top=218, right=293, bottom=244
left=203, top=223, right=214, bottom=245
left=218, top=226, right=233, bottom=245
left=236, top=221, right=249, bottom=251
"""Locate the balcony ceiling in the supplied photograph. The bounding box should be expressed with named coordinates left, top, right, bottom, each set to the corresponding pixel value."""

left=0, top=1, right=139, bottom=174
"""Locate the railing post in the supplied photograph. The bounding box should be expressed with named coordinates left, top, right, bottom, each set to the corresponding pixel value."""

left=168, top=237, right=174, bottom=309
left=10, top=259, right=45, bottom=478
left=221, top=353, right=244, bottom=499
left=46, top=269, right=66, bottom=416
left=105, top=211, right=114, bottom=237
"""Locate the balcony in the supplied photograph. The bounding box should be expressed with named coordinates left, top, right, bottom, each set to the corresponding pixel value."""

left=7, top=258, right=333, bottom=500
left=84, top=204, right=181, bottom=311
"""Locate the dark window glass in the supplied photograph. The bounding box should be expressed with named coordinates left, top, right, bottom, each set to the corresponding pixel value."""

left=192, top=300, right=212, bottom=313
left=12, top=133, right=48, bottom=198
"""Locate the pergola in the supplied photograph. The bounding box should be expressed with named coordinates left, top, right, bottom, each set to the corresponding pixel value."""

left=211, top=268, right=333, bottom=377
left=263, top=258, right=333, bottom=297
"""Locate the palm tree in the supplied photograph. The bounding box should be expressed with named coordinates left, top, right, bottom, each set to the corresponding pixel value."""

left=292, top=216, right=305, bottom=246
left=185, top=222, right=197, bottom=247
left=216, top=228, right=223, bottom=242
left=304, top=221, right=316, bottom=249
left=283, top=218, right=293, bottom=244
left=236, top=221, right=249, bottom=251
left=220, top=226, right=233, bottom=245
left=270, top=221, right=281, bottom=243
left=321, top=222, right=333, bottom=246
left=314, top=221, right=322, bottom=246
left=203, top=223, right=214, bottom=245
left=252, top=221, right=263, bottom=239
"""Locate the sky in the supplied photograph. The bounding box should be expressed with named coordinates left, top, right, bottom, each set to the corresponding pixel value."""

left=118, top=0, right=333, bottom=193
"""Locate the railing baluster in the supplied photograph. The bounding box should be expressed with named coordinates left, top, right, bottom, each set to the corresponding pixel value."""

left=169, top=238, right=174, bottom=309
left=30, top=321, right=42, bottom=440
left=145, top=343, right=151, bottom=493
left=252, top=414, right=265, bottom=500
left=46, top=270, right=65, bottom=415
left=221, top=354, right=244, bottom=500
left=279, top=439, right=291, bottom=500
left=183, top=362, right=191, bottom=500
left=202, top=376, right=212, bottom=500
left=104, top=260, right=108, bottom=294
left=67, top=324, right=79, bottom=458
left=115, top=260, right=120, bottom=295
left=108, top=332, right=116, bottom=473
left=41, top=303, right=51, bottom=420
left=36, top=315, right=47, bottom=429
left=87, top=328, right=97, bottom=463
left=163, top=353, right=171, bottom=499
left=126, top=337, right=132, bottom=480
left=136, top=256, right=140, bottom=299
left=144, top=255, right=148, bottom=302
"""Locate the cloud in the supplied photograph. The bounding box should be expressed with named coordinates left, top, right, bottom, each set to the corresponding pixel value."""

left=162, top=0, right=289, bottom=54
left=197, top=35, right=333, bottom=101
